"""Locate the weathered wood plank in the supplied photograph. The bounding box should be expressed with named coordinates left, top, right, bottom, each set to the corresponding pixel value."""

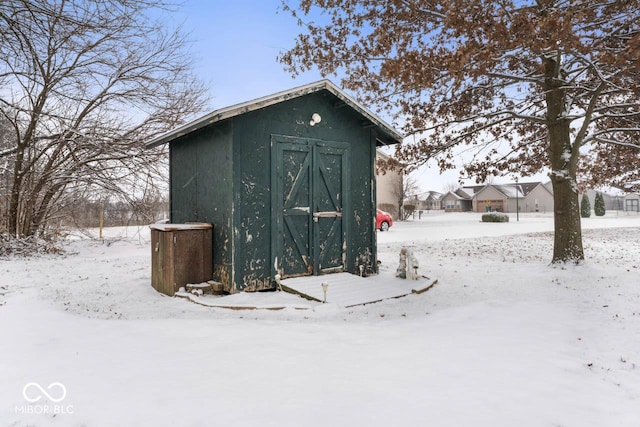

left=280, top=272, right=436, bottom=307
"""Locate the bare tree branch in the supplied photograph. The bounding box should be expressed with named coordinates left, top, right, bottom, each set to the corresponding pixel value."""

left=281, top=0, right=640, bottom=263
left=0, top=0, right=209, bottom=236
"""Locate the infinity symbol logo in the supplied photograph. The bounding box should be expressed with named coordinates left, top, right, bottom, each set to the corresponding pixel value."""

left=22, top=382, right=67, bottom=403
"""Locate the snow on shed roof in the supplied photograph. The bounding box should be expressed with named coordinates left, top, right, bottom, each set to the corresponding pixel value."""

left=146, top=79, right=404, bottom=149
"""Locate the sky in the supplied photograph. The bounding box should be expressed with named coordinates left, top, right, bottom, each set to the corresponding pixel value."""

left=174, top=1, right=323, bottom=109
left=170, top=0, right=549, bottom=194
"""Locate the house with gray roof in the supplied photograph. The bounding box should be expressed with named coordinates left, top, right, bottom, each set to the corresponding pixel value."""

left=442, top=188, right=475, bottom=212
left=624, top=193, right=640, bottom=212
left=472, top=182, right=553, bottom=213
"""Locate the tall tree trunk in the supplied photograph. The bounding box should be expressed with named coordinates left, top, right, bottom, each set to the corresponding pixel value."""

left=544, top=54, right=584, bottom=263
left=550, top=173, right=583, bottom=262
left=8, top=151, right=24, bottom=236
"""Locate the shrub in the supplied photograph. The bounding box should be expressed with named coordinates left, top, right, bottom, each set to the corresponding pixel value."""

left=401, top=203, right=416, bottom=220
left=482, top=212, right=509, bottom=222
left=594, top=192, right=606, bottom=216
left=581, top=194, right=591, bottom=218
left=0, top=233, right=64, bottom=256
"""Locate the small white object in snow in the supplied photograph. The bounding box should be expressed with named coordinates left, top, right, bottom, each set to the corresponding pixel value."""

left=396, top=247, right=419, bottom=279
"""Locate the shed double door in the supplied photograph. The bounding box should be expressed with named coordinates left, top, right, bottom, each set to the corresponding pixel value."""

left=272, top=135, right=350, bottom=278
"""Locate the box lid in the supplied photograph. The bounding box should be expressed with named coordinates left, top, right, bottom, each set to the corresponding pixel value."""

left=149, top=222, right=212, bottom=232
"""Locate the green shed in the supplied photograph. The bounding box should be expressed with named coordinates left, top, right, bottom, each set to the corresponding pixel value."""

left=146, top=80, right=403, bottom=293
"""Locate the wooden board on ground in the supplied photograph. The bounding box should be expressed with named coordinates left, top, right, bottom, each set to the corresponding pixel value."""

left=175, top=290, right=314, bottom=310
left=280, top=272, right=437, bottom=307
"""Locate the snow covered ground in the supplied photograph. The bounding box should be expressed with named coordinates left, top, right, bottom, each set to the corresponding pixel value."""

left=1, top=211, right=639, bottom=426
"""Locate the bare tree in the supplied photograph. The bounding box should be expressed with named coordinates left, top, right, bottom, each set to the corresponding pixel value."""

left=442, top=182, right=460, bottom=193
left=280, top=0, right=640, bottom=263
left=397, top=172, right=419, bottom=220
left=0, top=116, right=12, bottom=231
left=0, top=0, right=208, bottom=237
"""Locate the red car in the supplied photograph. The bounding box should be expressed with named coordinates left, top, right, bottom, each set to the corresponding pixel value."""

left=376, top=209, right=393, bottom=231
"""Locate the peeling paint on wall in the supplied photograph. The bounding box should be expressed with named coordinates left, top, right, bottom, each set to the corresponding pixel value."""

left=242, top=275, right=272, bottom=292
left=214, top=265, right=231, bottom=293
left=167, top=88, right=389, bottom=294
left=182, top=174, right=196, bottom=188
left=356, top=248, right=374, bottom=276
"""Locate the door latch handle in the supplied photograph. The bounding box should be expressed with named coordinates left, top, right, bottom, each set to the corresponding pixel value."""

left=313, top=211, right=343, bottom=221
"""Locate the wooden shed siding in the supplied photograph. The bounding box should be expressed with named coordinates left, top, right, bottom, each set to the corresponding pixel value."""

left=165, top=87, right=389, bottom=294
left=170, top=121, right=234, bottom=288
left=348, top=128, right=376, bottom=273
left=233, top=110, right=275, bottom=291
left=229, top=91, right=378, bottom=291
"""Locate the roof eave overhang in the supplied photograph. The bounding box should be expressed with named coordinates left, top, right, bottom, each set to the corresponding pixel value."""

left=145, top=79, right=403, bottom=149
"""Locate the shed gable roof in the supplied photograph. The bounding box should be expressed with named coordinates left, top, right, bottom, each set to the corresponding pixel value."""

left=146, top=79, right=404, bottom=148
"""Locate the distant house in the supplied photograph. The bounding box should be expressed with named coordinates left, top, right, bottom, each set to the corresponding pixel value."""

left=544, top=181, right=553, bottom=195
left=440, top=181, right=640, bottom=215
left=375, top=150, right=403, bottom=219
left=424, top=191, right=444, bottom=210
left=583, top=189, right=625, bottom=211
left=400, top=195, right=429, bottom=219
left=406, top=194, right=429, bottom=211
left=440, top=182, right=554, bottom=213
left=624, top=193, right=640, bottom=212
left=442, top=188, right=475, bottom=212
left=473, top=185, right=510, bottom=212
left=519, top=182, right=554, bottom=213
left=610, top=193, right=625, bottom=211
left=473, top=182, right=553, bottom=213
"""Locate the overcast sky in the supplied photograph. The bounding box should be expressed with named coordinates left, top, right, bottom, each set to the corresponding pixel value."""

left=172, top=0, right=549, bottom=193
